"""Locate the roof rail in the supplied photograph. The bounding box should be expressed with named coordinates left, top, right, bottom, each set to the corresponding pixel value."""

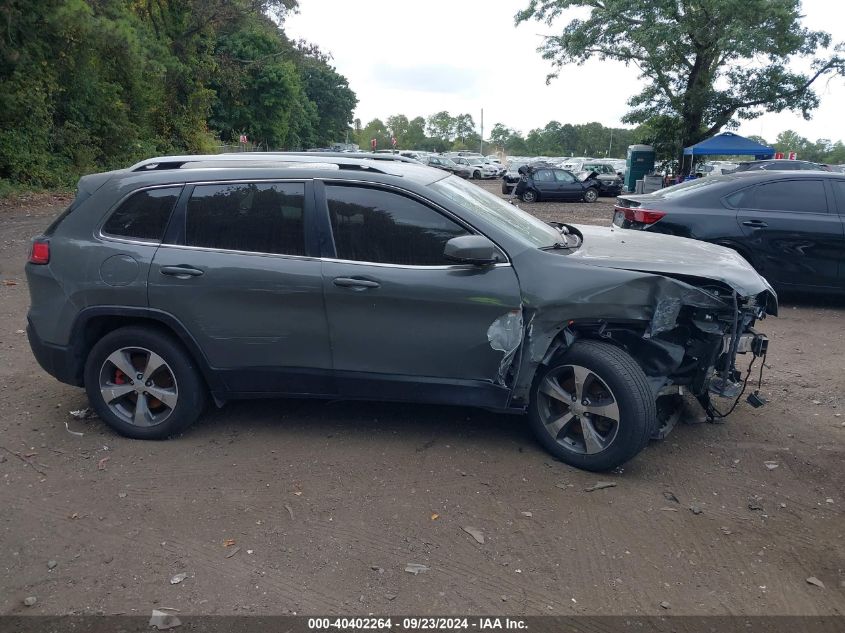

left=128, top=153, right=399, bottom=175
left=233, top=151, right=418, bottom=163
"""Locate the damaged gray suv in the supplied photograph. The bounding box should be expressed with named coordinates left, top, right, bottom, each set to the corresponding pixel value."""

left=26, top=153, right=776, bottom=471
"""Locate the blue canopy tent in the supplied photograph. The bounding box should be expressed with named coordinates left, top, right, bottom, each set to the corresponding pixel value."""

left=682, top=132, right=774, bottom=175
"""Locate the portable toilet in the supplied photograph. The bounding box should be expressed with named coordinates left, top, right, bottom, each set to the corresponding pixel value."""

left=625, top=144, right=655, bottom=192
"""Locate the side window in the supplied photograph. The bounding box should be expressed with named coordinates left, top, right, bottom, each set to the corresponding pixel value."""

left=831, top=180, right=845, bottom=214
left=754, top=180, right=827, bottom=213
left=185, top=182, right=306, bottom=255
left=534, top=170, right=554, bottom=182
left=724, top=187, right=754, bottom=208
left=102, top=187, right=182, bottom=241
left=326, top=185, right=469, bottom=265
left=554, top=171, right=576, bottom=183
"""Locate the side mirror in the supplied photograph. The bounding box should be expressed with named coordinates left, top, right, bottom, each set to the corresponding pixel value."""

left=444, top=235, right=502, bottom=266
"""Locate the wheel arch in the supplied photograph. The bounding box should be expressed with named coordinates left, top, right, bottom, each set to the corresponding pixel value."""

left=69, top=307, right=222, bottom=392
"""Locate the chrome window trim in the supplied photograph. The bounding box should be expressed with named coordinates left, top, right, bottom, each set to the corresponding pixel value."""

left=150, top=242, right=511, bottom=270
left=96, top=183, right=186, bottom=244
left=318, top=177, right=513, bottom=266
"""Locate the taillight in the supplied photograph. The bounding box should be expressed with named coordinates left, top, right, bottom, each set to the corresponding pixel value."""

left=29, top=239, right=50, bottom=264
left=617, top=207, right=666, bottom=225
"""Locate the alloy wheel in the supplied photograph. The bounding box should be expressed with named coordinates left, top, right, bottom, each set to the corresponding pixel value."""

left=98, top=346, right=179, bottom=427
left=536, top=364, right=620, bottom=455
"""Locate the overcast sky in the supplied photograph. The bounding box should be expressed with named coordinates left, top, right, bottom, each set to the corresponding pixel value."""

left=285, top=0, right=845, bottom=144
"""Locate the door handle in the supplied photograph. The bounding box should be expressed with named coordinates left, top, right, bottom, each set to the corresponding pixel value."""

left=742, top=220, right=768, bottom=228
left=333, top=277, right=380, bottom=289
left=160, top=265, right=204, bottom=278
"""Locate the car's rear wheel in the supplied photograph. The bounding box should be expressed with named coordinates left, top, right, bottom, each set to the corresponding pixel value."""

left=521, top=189, right=538, bottom=203
left=84, top=326, right=207, bottom=440
left=473, top=170, right=482, bottom=180
left=528, top=340, right=655, bottom=471
left=583, top=188, right=599, bottom=203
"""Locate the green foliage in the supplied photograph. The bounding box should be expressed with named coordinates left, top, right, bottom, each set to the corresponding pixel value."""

left=517, top=0, right=845, bottom=166
left=359, top=112, right=646, bottom=157
left=772, top=131, right=845, bottom=164
left=0, top=0, right=357, bottom=190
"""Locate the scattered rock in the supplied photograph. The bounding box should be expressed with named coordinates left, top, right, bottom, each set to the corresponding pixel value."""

left=170, top=572, right=187, bottom=585
left=225, top=546, right=241, bottom=559
left=149, top=609, right=181, bottom=629
left=806, top=576, right=825, bottom=589
left=748, top=497, right=764, bottom=511
left=663, top=491, right=680, bottom=504
left=520, top=511, right=533, bottom=518
left=660, top=507, right=679, bottom=512
left=23, top=596, right=37, bottom=607
left=404, top=563, right=429, bottom=575
left=386, top=594, right=397, bottom=601
left=689, top=504, right=702, bottom=515
left=69, top=407, right=98, bottom=420
left=462, top=526, right=485, bottom=544
left=47, top=560, right=57, bottom=570
left=584, top=481, right=617, bottom=492
left=284, top=503, right=294, bottom=520
left=764, top=461, right=779, bottom=470
left=720, top=527, right=733, bottom=535
left=659, top=601, right=670, bottom=610
left=812, top=400, right=821, bottom=405
left=825, top=498, right=834, bottom=504
left=370, top=565, right=384, bottom=574
left=118, top=492, right=127, bottom=498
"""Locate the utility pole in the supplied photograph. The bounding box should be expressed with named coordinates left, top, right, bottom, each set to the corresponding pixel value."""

left=607, top=128, right=613, bottom=157
left=480, top=108, right=484, bottom=156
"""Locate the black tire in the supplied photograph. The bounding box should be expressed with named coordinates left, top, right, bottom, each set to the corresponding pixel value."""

left=521, top=189, right=538, bottom=203
left=583, top=188, right=599, bottom=203
left=84, top=326, right=207, bottom=440
left=473, top=170, right=482, bottom=180
left=528, top=340, right=656, bottom=471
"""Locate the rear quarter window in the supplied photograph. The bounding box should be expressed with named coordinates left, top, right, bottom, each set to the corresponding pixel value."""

left=102, top=187, right=182, bottom=242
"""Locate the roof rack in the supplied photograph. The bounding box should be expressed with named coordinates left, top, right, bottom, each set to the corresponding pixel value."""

left=127, top=153, right=408, bottom=175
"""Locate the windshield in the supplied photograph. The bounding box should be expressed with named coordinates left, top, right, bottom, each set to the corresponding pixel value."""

left=441, top=158, right=457, bottom=166
left=429, top=176, right=562, bottom=248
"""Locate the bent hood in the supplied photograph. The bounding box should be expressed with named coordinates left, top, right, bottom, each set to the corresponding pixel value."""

left=567, top=224, right=776, bottom=299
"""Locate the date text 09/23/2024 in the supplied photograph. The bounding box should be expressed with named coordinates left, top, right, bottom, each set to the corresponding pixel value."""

left=307, top=618, right=527, bottom=630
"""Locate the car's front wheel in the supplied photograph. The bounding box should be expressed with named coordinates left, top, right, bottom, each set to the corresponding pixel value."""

left=84, top=326, right=207, bottom=440
left=583, top=188, right=599, bottom=203
left=473, top=170, right=482, bottom=180
left=520, top=189, right=538, bottom=203
left=528, top=340, right=656, bottom=471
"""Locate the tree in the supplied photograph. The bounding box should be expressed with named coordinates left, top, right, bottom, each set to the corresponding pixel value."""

left=517, top=0, right=845, bottom=169
left=426, top=111, right=455, bottom=143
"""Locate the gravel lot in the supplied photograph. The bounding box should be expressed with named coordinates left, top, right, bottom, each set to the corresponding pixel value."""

left=0, top=187, right=843, bottom=617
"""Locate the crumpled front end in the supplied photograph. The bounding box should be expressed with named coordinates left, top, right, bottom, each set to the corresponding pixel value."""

left=505, top=256, right=776, bottom=432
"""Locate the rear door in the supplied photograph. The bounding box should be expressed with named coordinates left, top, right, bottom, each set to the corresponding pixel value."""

left=531, top=169, right=558, bottom=198
left=148, top=180, right=333, bottom=394
left=316, top=182, right=522, bottom=406
left=736, top=178, right=844, bottom=289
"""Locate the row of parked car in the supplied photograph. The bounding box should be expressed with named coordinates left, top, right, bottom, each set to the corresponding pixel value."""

left=695, top=159, right=845, bottom=176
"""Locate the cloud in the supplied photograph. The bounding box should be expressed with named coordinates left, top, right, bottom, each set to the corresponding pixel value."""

left=371, top=64, right=479, bottom=95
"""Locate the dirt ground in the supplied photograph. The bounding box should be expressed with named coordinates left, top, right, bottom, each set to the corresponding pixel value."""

left=0, top=183, right=843, bottom=617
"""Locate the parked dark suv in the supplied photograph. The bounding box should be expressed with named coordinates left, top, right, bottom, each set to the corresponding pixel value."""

left=26, top=153, right=775, bottom=471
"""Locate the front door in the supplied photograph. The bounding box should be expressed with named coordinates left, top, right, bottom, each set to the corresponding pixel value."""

left=148, top=180, right=333, bottom=394
left=553, top=170, right=584, bottom=200
left=316, top=182, right=523, bottom=407
left=736, top=178, right=844, bottom=289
